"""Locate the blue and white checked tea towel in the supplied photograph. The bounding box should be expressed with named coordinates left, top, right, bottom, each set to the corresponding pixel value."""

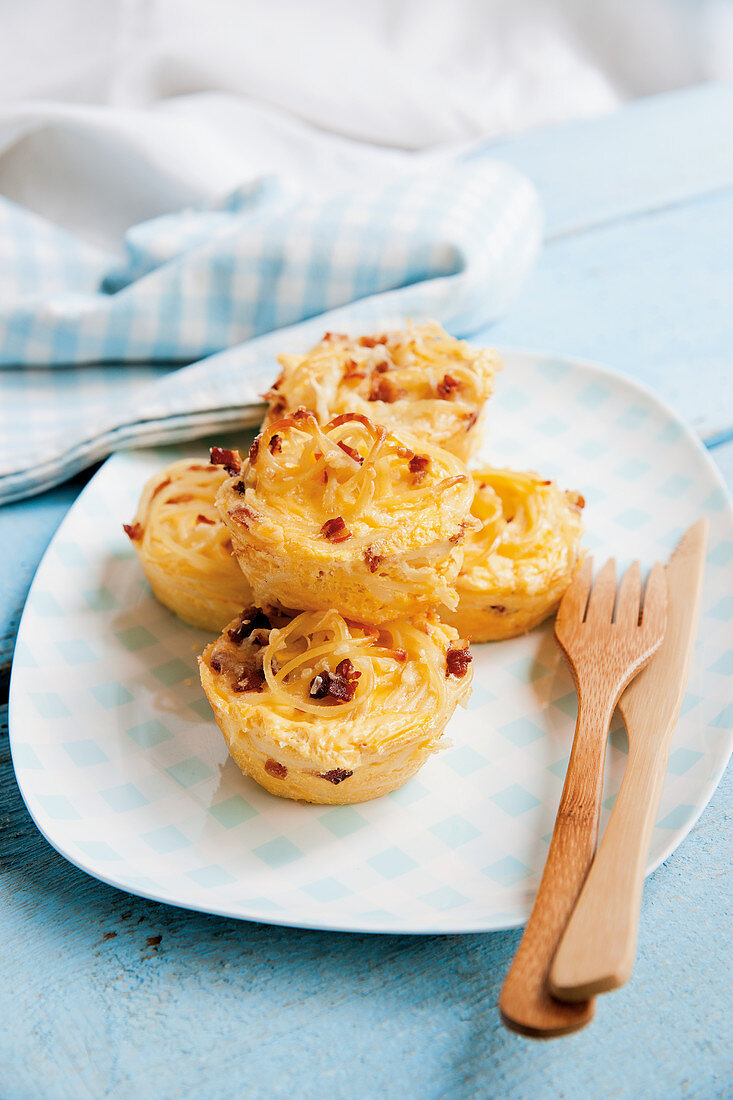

left=0, top=158, right=541, bottom=504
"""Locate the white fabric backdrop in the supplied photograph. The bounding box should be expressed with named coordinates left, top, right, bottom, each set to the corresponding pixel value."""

left=2, top=0, right=731, bottom=137
left=0, top=0, right=730, bottom=249
left=0, top=0, right=729, bottom=501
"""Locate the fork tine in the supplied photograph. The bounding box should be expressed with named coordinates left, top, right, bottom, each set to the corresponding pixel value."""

left=556, top=554, right=593, bottom=627
left=640, top=561, right=668, bottom=635
left=585, top=558, right=617, bottom=623
left=615, top=561, right=642, bottom=628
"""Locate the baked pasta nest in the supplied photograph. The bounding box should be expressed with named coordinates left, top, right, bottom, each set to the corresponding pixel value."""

left=214, top=412, right=477, bottom=624
left=263, top=320, right=501, bottom=462
left=443, top=468, right=585, bottom=642
left=199, top=606, right=473, bottom=803
left=124, top=458, right=252, bottom=632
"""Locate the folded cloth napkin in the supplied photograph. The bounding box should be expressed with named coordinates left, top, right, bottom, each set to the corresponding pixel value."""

left=0, top=157, right=541, bottom=504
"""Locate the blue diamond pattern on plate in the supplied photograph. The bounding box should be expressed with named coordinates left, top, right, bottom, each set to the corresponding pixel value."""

left=8, top=350, right=732, bottom=934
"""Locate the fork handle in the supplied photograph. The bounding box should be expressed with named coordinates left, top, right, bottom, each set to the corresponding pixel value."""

left=549, top=736, right=667, bottom=1001
left=499, top=690, right=614, bottom=1037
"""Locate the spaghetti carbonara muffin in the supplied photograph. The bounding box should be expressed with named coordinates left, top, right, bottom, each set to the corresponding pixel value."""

left=443, top=468, right=585, bottom=642
left=264, top=321, right=500, bottom=462
left=123, top=454, right=252, bottom=632
left=215, top=412, right=476, bottom=625
left=199, top=607, right=473, bottom=804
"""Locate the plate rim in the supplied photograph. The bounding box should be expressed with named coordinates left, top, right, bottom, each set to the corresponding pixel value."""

left=8, top=348, right=733, bottom=935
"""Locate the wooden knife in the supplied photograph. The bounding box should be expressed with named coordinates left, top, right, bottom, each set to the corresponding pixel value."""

left=549, top=518, right=708, bottom=1002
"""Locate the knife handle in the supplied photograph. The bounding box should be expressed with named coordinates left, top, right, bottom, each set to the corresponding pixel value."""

left=549, top=736, right=668, bottom=1002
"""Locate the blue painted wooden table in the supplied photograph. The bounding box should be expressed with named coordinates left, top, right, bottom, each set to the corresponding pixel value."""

left=1, top=85, right=731, bottom=1099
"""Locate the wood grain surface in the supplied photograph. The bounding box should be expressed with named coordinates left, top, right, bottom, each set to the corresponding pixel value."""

left=550, top=522, right=708, bottom=1001
left=1, top=86, right=732, bottom=1099
left=499, top=559, right=667, bottom=1036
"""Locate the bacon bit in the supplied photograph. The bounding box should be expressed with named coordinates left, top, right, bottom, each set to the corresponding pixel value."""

left=210, top=655, right=223, bottom=673
left=446, top=647, right=472, bottom=679
left=265, top=758, right=288, bottom=779
left=123, top=522, right=143, bottom=541
left=167, top=493, right=193, bottom=504
left=364, top=545, right=383, bottom=573
left=368, top=376, right=405, bottom=403
left=152, top=477, right=171, bottom=498
left=210, top=447, right=241, bottom=475
left=490, top=605, right=506, bottom=613
left=232, top=480, right=247, bottom=495
left=322, top=469, right=329, bottom=485
left=437, top=374, right=460, bottom=399
left=249, top=435, right=261, bottom=465
left=318, top=768, right=354, bottom=784
left=338, top=440, right=363, bottom=464
left=374, top=360, right=390, bottom=373
left=228, top=610, right=271, bottom=645
left=464, top=411, right=479, bottom=431
left=540, top=479, right=552, bottom=485
left=392, top=648, right=407, bottom=663
left=409, top=454, right=430, bottom=482
left=309, top=672, right=329, bottom=699
left=310, top=660, right=361, bottom=704
left=146, top=935, right=162, bottom=948
left=343, top=358, right=367, bottom=381
left=233, top=668, right=266, bottom=693
left=269, top=434, right=282, bottom=454
left=320, top=517, right=351, bottom=542
left=449, top=522, right=468, bottom=544
left=323, top=331, right=347, bottom=342
left=230, top=505, right=257, bottom=528
left=568, top=491, right=585, bottom=512
left=358, top=335, right=388, bottom=347
left=293, top=407, right=315, bottom=422
left=196, top=514, right=216, bottom=525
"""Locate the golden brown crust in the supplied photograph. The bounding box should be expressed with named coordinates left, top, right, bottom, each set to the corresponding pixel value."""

left=443, top=468, right=585, bottom=642
left=125, top=458, right=252, bottom=632
left=198, top=608, right=472, bottom=803
left=262, top=321, right=500, bottom=462
left=216, top=412, right=476, bottom=624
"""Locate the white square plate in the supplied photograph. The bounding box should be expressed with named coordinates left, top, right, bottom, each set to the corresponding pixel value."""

left=9, top=352, right=733, bottom=933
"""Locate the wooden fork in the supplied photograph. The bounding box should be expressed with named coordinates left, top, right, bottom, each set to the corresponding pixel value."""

left=499, top=556, right=667, bottom=1038
left=550, top=519, right=707, bottom=1002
